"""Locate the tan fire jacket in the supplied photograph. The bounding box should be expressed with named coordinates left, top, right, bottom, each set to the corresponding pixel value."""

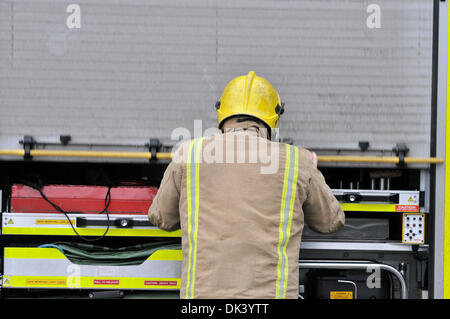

left=148, top=125, right=344, bottom=299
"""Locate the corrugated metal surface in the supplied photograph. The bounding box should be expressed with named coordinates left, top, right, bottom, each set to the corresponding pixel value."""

left=0, top=0, right=433, bottom=158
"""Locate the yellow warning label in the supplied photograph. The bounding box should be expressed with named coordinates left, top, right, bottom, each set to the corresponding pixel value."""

left=26, top=279, right=66, bottom=286
left=3, top=278, right=10, bottom=286
left=408, top=196, right=414, bottom=202
left=7, top=219, right=13, bottom=224
left=36, top=219, right=75, bottom=225
left=330, top=291, right=353, bottom=299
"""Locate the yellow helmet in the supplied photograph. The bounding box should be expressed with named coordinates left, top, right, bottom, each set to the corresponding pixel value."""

left=216, top=71, right=284, bottom=129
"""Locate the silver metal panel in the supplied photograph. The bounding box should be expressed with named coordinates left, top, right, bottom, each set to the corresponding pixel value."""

left=0, top=0, right=433, bottom=159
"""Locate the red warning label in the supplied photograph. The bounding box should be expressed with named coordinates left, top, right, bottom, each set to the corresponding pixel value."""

left=144, top=280, right=177, bottom=286
left=395, top=205, right=419, bottom=212
left=93, top=279, right=120, bottom=285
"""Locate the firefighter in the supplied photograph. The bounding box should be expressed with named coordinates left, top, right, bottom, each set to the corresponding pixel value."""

left=148, top=71, right=345, bottom=299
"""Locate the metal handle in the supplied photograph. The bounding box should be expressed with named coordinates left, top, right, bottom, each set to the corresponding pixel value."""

left=76, top=217, right=154, bottom=228
left=338, top=280, right=358, bottom=299
left=334, top=193, right=399, bottom=203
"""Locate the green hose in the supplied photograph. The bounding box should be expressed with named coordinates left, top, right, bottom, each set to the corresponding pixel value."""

left=38, top=240, right=181, bottom=266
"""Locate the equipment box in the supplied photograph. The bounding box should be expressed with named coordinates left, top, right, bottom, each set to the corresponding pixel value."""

left=2, top=247, right=182, bottom=290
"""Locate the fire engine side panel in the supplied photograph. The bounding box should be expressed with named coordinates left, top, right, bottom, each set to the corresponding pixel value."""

left=444, top=0, right=450, bottom=300
left=0, top=0, right=433, bottom=159
left=432, top=0, right=447, bottom=299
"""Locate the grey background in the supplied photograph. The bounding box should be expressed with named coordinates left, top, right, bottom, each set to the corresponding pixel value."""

left=0, top=0, right=433, bottom=158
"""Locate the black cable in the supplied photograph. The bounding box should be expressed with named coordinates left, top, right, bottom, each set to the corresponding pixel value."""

left=25, top=183, right=112, bottom=242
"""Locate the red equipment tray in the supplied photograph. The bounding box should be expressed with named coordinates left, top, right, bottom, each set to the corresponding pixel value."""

left=10, top=184, right=158, bottom=215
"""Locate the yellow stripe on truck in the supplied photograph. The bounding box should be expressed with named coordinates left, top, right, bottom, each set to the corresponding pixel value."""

left=4, top=248, right=66, bottom=259
left=1, top=226, right=181, bottom=237
left=340, top=203, right=419, bottom=213
left=445, top=2, right=450, bottom=299
left=3, top=276, right=181, bottom=289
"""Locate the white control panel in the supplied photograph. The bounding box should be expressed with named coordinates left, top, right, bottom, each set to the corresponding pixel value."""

left=402, top=213, right=425, bottom=244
